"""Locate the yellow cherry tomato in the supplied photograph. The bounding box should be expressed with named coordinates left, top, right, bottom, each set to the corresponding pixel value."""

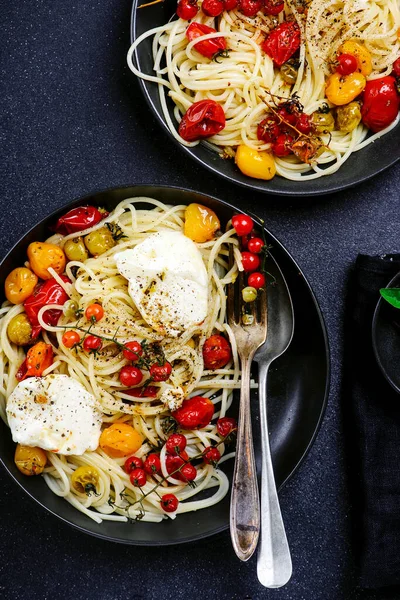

left=336, top=102, right=362, bottom=133
left=5, top=267, right=38, bottom=304
left=84, top=227, right=115, bottom=256
left=64, top=237, right=89, bottom=262
left=325, top=72, right=366, bottom=106
left=71, top=465, right=100, bottom=494
left=7, top=314, right=32, bottom=345
left=99, top=423, right=143, bottom=458
left=14, top=444, right=47, bottom=476
left=339, top=41, right=372, bottom=77
left=184, top=204, right=220, bottom=243
left=27, top=242, right=66, bottom=280
left=235, top=145, right=276, bottom=180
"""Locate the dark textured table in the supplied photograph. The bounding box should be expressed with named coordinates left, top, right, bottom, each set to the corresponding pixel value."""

left=1, top=2, right=399, bottom=599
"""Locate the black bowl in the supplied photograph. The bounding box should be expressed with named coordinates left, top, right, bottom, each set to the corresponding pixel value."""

left=372, top=271, right=400, bottom=394
left=0, top=184, right=329, bottom=544
left=130, top=0, right=400, bottom=197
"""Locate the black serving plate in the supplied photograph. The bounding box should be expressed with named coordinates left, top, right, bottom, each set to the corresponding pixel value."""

left=0, top=185, right=329, bottom=545
left=372, top=272, right=400, bottom=394
left=130, top=0, right=400, bottom=197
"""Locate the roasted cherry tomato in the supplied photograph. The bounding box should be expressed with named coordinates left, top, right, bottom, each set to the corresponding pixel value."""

left=84, top=227, right=115, bottom=256
left=248, top=271, right=266, bottom=289
left=180, top=463, right=197, bottom=481
left=263, top=0, right=284, bottom=15
left=232, top=214, right=254, bottom=236
left=236, top=145, right=277, bottom=180
left=247, top=237, right=264, bottom=253
left=63, top=237, right=89, bottom=262
left=393, top=58, right=400, bottom=78
left=150, top=362, right=172, bottom=382
left=202, top=0, right=224, bottom=16
left=160, top=493, right=179, bottom=513
left=83, top=335, right=103, bottom=353
left=144, top=453, right=162, bottom=475
left=361, top=76, right=400, bottom=133
left=124, top=455, right=143, bottom=473
left=238, top=0, right=262, bottom=16
left=336, top=53, right=358, bottom=76
left=177, top=0, right=198, bottom=19
left=326, top=72, right=366, bottom=106
left=166, top=451, right=189, bottom=480
left=7, top=314, right=32, bottom=346
left=24, top=276, right=70, bottom=339
left=186, top=23, right=227, bottom=60
left=71, top=465, right=99, bottom=495
left=122, top=341, right=143, bottom=362
left=178, top=99, right=226, bottom=142
left=173, top=396, right=214, bottom=429
left=85, top=303, right=104, bottom=322
left=261, top=21, right=301, bottom=67
left=54, top=206, right=107, bottom=235
left=119, top=366, right=143, bottom=386
left=223, top=0, right=238, bottom=9
left=216, top=416, right=237, bottom=437
left=272, top=133, right=294, bottom=157
left=257, top=116, right=281, bottom=144
left=296, top=113, right=311, bottom=134
left=184, top=203, right=220, bottom=243
left=203, top=335, right=232, bottom=369
left=62, top=330, right=81, bottom=348
left=5, top=268, right=38, bottom=305
left=203, top=446, right=221, bottom=464
left=99, top=423, right=143, bottom=458
left=241, top=251, right=261, bottom=272
left=130, top=468, right=147, bottom=487
left=27, top=242, right=66, bottom=281
left=166, top=433, right=187, bottom=456
left=14, top=444, right=47, bottom=476
left=123, top=386, right=159, bottom=399
left=16, top=341, right=54, bottom=381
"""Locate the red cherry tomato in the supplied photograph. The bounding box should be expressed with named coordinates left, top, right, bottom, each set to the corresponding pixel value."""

left=361, top=76, right=400, bottom=133
left=83, top=335, right=103, bottom=353
left=202, top=0, right=224, bottom=16
left=144, top=453, right=161, bottom=475
left=263, top=0, right=284, bottom=15
left=336, top=53, right=358, bottom=76
left=261, top=21, right=301, bottom=67
left=296, top=113, right=311, bottom=134
left=257, top=116, right=281, bottom=144
left=272, top=133, right=294, bottom=157
left=122, top=341, right=143, bottom=362
left=62, top=330, right=80, bottom=348
left=185, top=23, right=227, bottom=59
left=238, top=0, right=263, bottom=17
left=180, top=463, right=197, bottom=482
left=203, top=334, right=232, bottom=370
left=123, top=385, right=159, bottom=398
left=231, top=214, right=254, bottom=236
left=178, top=99, right=226, bottom=142
left=166, top=433, right=187, bottom=455
left=160, top=493, right=179, bottom=513
left=173, top=396, right=214, bottom=429
left=149, top=362, right=172, bottom=382
left=119, top=366, right=143, bottom=386
left=203, top=446, right=221, bottom=464
left=177, top=0, right=198, bottom=20
left=124, top=456, right=143, bottom=473
left=223, top=0, right=238, bottom=9
left=276, top=107, right=297, bottom=125
left=24, top=276, right=71, bottom=339
left=166, top=451, right=189, bottom=480
left=129, top=468, right=147, bottom=487
left=241, top=251, right=261, bottom=272
left=393, top=58, right=400, bottom=78
left=247, top=237, right=264, bottom=254
left=54, top=206, right=107, bottom=235
left=85, top=303, right=104, bottom=322
left=248, top=272, right=266, bottom=289
left=216, top=416, right=237, bottom=437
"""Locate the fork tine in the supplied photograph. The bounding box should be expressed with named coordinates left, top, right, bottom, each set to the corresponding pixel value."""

left=227, top=245, right=236, bottom=325
left=258, top=285, right=267, bottom=327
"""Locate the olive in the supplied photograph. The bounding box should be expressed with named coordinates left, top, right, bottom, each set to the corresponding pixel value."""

left=310, top=111, right=335, bottom=133
left=7, top=314, right=32, bottom=346
left=280, top=59, right=299, bottom=85
left=84, top=227, right=115, bottom=256
left=14, top=444, right=47, bottom=476
left=335, top=102, right=362, bottom=133
left=64, top=237, right=89, bottom=262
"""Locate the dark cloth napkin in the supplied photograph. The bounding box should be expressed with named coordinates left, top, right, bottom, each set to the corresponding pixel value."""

left=345, top=254, right=400, bottom=589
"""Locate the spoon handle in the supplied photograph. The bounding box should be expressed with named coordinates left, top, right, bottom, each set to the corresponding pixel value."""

left=257, top=361, right=292, bottom=588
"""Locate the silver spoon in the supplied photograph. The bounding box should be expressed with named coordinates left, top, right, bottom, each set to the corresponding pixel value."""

left=254, top=254, right=294, bottom=588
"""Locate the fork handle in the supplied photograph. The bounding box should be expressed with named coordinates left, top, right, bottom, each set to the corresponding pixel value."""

left=256, top=361, right=292, bottom=588
left=230, top=353, right=260, bottom=561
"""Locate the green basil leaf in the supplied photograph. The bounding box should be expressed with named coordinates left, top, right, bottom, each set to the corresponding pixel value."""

left=380, top=288, right=400, bottom=309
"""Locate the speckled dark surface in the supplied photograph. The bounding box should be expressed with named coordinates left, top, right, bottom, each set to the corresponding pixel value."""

left=0, top=2, right=399, bottom=600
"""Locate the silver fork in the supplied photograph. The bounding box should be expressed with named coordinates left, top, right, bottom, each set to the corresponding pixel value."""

left=227, top=249, right=267, bottom=561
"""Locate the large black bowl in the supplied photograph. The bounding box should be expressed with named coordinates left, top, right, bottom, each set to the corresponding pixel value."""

left=130, top=0, right=400, bottom=197
left=0, top=185, right=329, bottom=544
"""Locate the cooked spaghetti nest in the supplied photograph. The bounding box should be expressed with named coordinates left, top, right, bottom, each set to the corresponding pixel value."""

left=0, top=198, right=246, bottom=523
left=127, top=0, right=400, bottom=180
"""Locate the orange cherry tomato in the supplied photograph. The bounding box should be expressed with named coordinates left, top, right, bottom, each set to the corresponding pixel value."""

left=99, top=423, right=143, bottom=458
left=202, top=335, right=232, bottom=369
left=5, top=268, right=38, bottom=304
left=85, top=303, right=104, bottom=322
left=16, top=341, right=54, bottom=381
left=27, top=242, right=66, bottom=280
left=184, top=203, right=221, bottom=243
left=172, top=396, right=215, bottom=429
left=62, top=330, right=81, bottom=348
